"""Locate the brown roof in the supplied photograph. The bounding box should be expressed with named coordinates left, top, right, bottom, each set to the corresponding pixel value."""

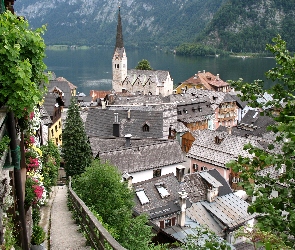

left=89, top=90, right=111, bottom=100
left=183, top=72, right=229, bottom=90
left=56, top=77, right=77, bottom=90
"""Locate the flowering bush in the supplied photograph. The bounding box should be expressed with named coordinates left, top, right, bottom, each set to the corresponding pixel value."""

left=24, top=176, right=45, bottom=208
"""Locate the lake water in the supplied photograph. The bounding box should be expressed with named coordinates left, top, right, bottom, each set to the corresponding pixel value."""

left=44, top=48, right=276, bottom=95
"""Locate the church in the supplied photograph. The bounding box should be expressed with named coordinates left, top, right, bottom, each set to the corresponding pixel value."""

left=112, top=8, right=174, bottom=97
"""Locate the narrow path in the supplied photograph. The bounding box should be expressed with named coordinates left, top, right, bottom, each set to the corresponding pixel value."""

left=49, top=186, right=91, bottom=250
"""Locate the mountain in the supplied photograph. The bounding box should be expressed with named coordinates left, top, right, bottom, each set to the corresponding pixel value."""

left=196, top=0, right=295, bottom=52
left=14, top=0, right=226, bottom=48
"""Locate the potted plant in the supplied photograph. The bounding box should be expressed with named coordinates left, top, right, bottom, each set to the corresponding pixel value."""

left=30, top=225, right=46, bottom=250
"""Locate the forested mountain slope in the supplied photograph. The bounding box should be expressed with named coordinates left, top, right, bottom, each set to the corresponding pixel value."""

left=196, top=0, right=295, bottom=52
left=14, top=0, right=226, bottom=47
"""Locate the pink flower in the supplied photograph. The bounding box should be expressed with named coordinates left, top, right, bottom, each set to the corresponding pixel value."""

left=30, top=111, right=34, bottom=120
left=29, top=136, right=35, bottom=144
left=33, top=185, right=44, bottom=200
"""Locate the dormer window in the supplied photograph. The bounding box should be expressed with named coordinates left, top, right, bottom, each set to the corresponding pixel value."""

left=155, top=183, right=170, bottom=198
left=177, top=110, right=182, bottom=115
left=198, top=106, right=202, bottom=112
left=153, top=169, right=161, bottom=178
left=143, top=123, right=149, bottom=132
left=136, top=189, right=149, bottom=205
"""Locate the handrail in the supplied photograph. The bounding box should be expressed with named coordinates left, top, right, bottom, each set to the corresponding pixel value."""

left=68, top=177, right=127, bottom=250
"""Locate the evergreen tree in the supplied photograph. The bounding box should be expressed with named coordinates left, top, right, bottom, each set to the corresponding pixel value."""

left=62, top=97, right=92, bottom=177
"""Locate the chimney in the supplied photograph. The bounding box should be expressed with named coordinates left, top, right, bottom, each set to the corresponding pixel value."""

left=207, top=186, right=219, bottom=202
left=127, top=109, right=131, bottom=119
left=203, top=70, right=205, bottom=73
left=122, top=172, right=133, bottom=190
left=113, top=113, right=120, bottom=137
left=227, top=126, right=232, bottom=135
left=125, top=134, right=132, bottom=147
left=216, top=74, right=220, bottom=80
left=178, top=190, right=187, bottom=227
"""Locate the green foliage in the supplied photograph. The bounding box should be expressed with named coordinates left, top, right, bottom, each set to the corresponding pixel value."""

left=0, top=135, right=10, bottom=157
left=226, top=35, right=295, bottom=247
left=181, top=226, right=231, bottom=250
left=40, top=140, right=60, bottom=191
left=135, top=59, right=153, bottom=70
left=196, top=1, right=295, bottom=53
left=234, top=225, right=292, bottom=250
left=62, top=97, right=92, bottom=177
left=0, top=215, right=17, bottom=250
left=31, top=225, right=45, bottom=245
left=0, top=11, right=48, bottom=121
left=176, top=43, right=229, bottom=56
left=32, top=206, right=41, bottom=227
left=72, top=159, right=154, bottom=249
left=24, top=177, right=36, bottom=209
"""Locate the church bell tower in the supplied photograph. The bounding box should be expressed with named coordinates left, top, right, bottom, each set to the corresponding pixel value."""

left=112, top=7, right=127, bottom=93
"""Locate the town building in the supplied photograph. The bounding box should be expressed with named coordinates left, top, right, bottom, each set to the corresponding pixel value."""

left=186, top=130, right=262, bottom=181
left=89, top=137, right=185, bottom=183
left=176, top=71, right=231, bottom=94
left=186, top=89, right=238, bottom=129
left=112, top=8, right=173, bottom=96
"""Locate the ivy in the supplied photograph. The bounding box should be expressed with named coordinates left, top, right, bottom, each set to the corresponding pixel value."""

left=0, top=135, right=10, bottom=157
left=0, top=11, right=48, bottom=122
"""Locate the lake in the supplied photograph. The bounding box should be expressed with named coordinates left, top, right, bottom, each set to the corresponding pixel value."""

left=44, top=48, right=276, bottom=95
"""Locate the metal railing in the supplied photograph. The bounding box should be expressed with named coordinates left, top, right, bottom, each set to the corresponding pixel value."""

left=68, top=178, right=127, bottom=250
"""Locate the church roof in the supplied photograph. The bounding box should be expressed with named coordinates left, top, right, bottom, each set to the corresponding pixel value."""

left=115, top=7, right=124, bottom=49
left=126, top=69, right=170, bottom=86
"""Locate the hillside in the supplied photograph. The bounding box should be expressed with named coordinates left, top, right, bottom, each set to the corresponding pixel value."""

left=14, top=0, right=226, bottom=48
left=196, top=0, right=295, bottom=53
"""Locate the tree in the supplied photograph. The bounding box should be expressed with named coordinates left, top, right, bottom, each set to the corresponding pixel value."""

left=135, top=59, right=153, bottom=70
left=0, top=11, right=47, bottom=123
left=226, top=35, right=295, bottom=247
left=62, top=97, right=92, bottom=177
left=72, top=159, right=155, bottom=249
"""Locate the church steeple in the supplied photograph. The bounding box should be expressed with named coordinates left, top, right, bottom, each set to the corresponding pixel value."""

left=112, top=6, right=127, bottom=93
left=115, top=6, right=124, bottom=49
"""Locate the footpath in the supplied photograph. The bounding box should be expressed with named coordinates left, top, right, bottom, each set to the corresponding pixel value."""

left=40, top=185, right=91, bottom=250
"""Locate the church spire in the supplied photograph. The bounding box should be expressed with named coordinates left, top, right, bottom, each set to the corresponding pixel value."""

left=115, top=6, right=124, bottom=49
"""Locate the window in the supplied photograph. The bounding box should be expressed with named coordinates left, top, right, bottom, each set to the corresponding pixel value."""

left=136, top=189, right=149, bottom=205
left=55, top=125, right=58, bottom=132
left=51, top=129, right=54, bottom=137
left=59, top=121, right=61, bottom=128
left=143, top=124, right=149, bottom=132
left=155, top=183, right=170, bottom=198
left=164, top=219, right=171, bottom=228
left=153, top=169, right=161, bottom=178
left=201, top=166, right=208, bottom=171
left=59, top=134, right=62, bottom=141
left=177, top=110, right=182, bottom=115
left=55, top=138, right=58, bottom=145
left=193, top=163, right=198, bottom=172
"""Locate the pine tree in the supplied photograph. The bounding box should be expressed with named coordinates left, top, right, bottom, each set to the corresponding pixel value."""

left=62, top=97, right=92, bottom=177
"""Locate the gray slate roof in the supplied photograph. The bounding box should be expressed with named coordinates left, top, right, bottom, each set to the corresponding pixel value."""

left=187, top=130, right=262, bottom=168
left=85, top=108, right=164, bottom=138
left=126, top=69, right=170, bottom=86
left=186, top=89, right=236, bottom=110
left=200, top=193, right=256, bottom=229
left=48, top=79, right=75, bottom=107
left=43, top=92, right=59, bottom=116
left=180, top=169, right=232, bottom=203
left=133, top=173, right=182, bottom=219
left=98, top=139, right=184, bottom=174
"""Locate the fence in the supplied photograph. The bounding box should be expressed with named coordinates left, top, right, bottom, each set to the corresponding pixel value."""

left=68, top=178, right=127, bottom=250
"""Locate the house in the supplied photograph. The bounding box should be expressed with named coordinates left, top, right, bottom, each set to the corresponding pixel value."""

left=163, top=93, right=215, bottom=132
left=187, top=89, right=238, bottom=129
left=176, top=71, right=231, bottom=94
left=112, top=8, right=173, bottom=96
left=43, top=91, right=62, bottom=146
left=85, top=104, right=177, bottom=139
left=186, top=130, right=262, bottom=181
left=90, top=137, right=185, bottom=183
left=217, top=110, right=276, bottom=139
left=181, top=170, right=256, bottom=245
left=48, top=76, right=77, bottom=108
